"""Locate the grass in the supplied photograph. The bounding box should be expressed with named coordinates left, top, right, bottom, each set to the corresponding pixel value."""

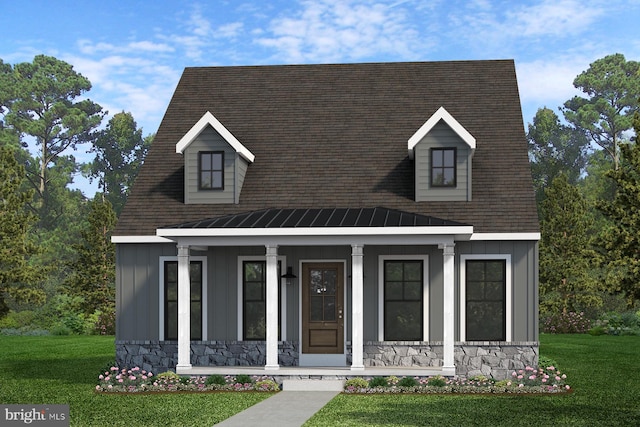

left=1, top=335, right=639, bottom=426
left=306, top=334, right=640, bottom=426
left=0, top=335, right=272, bottom=426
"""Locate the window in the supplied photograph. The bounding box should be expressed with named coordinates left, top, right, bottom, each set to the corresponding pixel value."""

left=199, top=151, right=223, bottom=190
left=164, top=260, right=203, bottom=340
left=383, top=260, right=423, bottom=340
left=431, top=148, right=456, bottom=187
left=465, top=260, right=506, bottom=341
left=242, top=260, right=281, bottom=340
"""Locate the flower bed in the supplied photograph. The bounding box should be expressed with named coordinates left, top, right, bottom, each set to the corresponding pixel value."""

left=96, top=367, right=279, bottom=393
left=344, top=366, right=571, bottom=394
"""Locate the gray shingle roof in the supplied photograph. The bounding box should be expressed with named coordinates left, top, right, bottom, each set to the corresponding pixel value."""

left=115, top=60, right=539, bottom=236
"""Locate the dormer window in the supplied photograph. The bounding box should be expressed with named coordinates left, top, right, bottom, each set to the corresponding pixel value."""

left=431, top=148, right=456, bottom=187
left=199, top=151, right=224, bottom=190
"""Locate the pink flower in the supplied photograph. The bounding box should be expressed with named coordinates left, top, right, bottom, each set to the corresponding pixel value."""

left=542, top=378, right=547, bottom=383
left=512, top=372, right=517, bottom=377
left=110, top=367, right=118, bottom=371
left=107, top=385, right=112, bottom=389
left=529, top=375, right=536, bottom=380
left=518, top=384, right=524, bottom=388
left=118, top=379, right=123, bottom=383
left=547, top=366, right=555, bottom=371
left=555, top=376, right=561, bottom=381
left=565, top=385, right=570, bottom=390
left=129, top=375, right=136, bottom=380
left=99, top=375, right=104, bottom=380
left=96, top=385, right=101, bottom=390
left=517, top=375, right=523, bottom=380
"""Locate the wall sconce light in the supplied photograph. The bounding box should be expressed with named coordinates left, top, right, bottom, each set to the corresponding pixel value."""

left=281, top=266, right=297, bottom=285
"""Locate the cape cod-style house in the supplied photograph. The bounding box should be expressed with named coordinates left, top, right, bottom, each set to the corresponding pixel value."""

left=112, top=60, right=540, bottom=380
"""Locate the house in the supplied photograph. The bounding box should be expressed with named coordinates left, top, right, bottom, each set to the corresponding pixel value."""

left=112, top=60, right=540, bottom=380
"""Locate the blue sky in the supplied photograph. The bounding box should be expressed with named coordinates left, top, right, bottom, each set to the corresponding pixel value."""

left=1, top=0, right=639, bottom=195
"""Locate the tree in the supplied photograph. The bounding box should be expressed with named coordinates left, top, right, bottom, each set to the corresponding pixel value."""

left=0, top=146, right=44, bottom=318
left=2, top=55, right=104, bottom=221
left=65, top=196, right=116, bottom=315
left=86, top=112, right=152, bottom=215
left=539, top=174, right=602, bottom=315
left=527, top=107, right=590, bottom=205
left=563, top=53, right=640, bottom=170
left=597, top=111, right=640, bottom=308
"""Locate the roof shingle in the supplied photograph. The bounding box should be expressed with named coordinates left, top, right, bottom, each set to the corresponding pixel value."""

left=115, top=60, right=539, bottom=236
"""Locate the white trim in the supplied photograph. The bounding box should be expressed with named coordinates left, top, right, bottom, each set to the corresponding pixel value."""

left=298, top=259, right=348, bottom=364
left=459, top=254, right=512, bottom=342
left=408, top=106, right=476, bottom=159
left=159, top=255, right=208, bottom=341
left=471, top=233, right=540, bottom=241
left=158, top=225, right=473, bottom=238
left=113, top=235, right=174, bottom=244
left=175, top=111, right=255, bottom=162
left=377, top=255, right=430, bottom=341
left=237, top=255, right=286, bottom=341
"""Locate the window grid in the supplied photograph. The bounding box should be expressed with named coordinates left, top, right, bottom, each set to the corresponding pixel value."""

left=431, top=148, right=456, bottom=187
left=465, top=260, right=506, bottom=341
left=383, top=260, right=423, bottom=341
left=164, top=260, right=202, bottom=341
left=198, top=151, right=224, bottom=190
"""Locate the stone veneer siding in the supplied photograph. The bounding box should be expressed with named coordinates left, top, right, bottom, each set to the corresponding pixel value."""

left=364, top=341, right=538, bottom=380
left=116, top=341, right=299, bottom=374
left=116, top=340, right=537, bottom=380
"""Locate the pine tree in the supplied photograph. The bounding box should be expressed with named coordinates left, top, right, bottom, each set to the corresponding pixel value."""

left=539, top=174, right=601, bottom=315
left=597, top=111, right=640, bottom=308
left=65, top=196, right=116, bottom=315
left=0, top=146, right=44, bottom=317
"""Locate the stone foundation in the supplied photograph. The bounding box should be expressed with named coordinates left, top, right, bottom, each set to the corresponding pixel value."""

left=115, top=340, right=299, bottom=374
left=363, top=341, right=538, bottom=380
left=116, top=340, right=537, bottom=380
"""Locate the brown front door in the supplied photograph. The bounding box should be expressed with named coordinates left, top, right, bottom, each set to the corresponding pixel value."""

left=302, top=262, right=344, bottom=354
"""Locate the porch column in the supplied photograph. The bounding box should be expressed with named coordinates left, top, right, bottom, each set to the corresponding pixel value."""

left=265, top=245, right=280, bottom=370
left=351, top=244, right=365, bottom=370
left=439, top=243, right=455, bottom=375
left=176, top=244, right=192, bottom=369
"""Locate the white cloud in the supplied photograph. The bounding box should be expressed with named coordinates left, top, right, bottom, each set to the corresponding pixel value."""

left=255, top=0, right=428, bottom=63
left=508, top=0, right=604, bottom=37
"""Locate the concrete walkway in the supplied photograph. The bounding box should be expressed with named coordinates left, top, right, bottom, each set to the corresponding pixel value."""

left=216, top=391, right=339, bottom=426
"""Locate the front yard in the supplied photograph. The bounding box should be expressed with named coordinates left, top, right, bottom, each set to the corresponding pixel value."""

left=0, top=334, right=638, bottom=426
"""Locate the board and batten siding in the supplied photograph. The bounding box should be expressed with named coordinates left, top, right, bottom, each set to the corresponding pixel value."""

left=414, top=121, right=472, bottom=202
left=183, top=126, right=249, bottom=204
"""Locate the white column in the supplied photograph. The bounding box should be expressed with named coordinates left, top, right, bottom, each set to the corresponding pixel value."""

left=176, top=244, right=192, bottom=369
left=439, top=242, right=456, bottom=375
left=351, top=244, right=365, bottom=370
left=265, top=245, right=280, bottom=370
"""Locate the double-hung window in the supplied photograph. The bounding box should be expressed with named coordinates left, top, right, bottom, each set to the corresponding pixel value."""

left=163, top=260, right=203, bottom=340
left=383, top=259, right=424, bottom=341
left=464, top=259, right=507, bottom=341
left=199, top=151, right=224, bottom=190
left=242, top=260, right=282, bottom=340
left=431, top=148, right=456, bottom=187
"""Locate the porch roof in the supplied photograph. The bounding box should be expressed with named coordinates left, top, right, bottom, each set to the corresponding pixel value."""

left=165, top=207, right=470, bottom=229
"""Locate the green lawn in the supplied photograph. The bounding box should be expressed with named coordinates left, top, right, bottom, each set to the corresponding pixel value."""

left=306, top=334, right=640, bottom=426
left=1, top=335, right=639, bottom=426
left=0, top=335, right=271, bottom=426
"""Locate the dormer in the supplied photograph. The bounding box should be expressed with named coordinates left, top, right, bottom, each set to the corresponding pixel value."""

left=176, top=111, right=254, bottom=204
left=408, top=107, right=475, bottom=202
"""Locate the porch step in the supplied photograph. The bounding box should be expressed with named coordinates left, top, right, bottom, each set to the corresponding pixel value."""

left=282, top=379, right=345, bottom=392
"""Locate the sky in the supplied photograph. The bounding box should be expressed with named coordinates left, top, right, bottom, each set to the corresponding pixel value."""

left=1, top=0, right=639, bottom=196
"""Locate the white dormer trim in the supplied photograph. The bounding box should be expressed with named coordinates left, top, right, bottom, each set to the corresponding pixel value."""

left=175, top=111, right=255, bottom=163
left=407, top=106, right=476, bottom=159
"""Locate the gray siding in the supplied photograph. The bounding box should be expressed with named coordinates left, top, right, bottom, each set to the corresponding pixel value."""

left=116, top=240, right=537, bottom=344
left=184, top=126, right=248, bottom=204
left=414, top=121, right=472, bottom=202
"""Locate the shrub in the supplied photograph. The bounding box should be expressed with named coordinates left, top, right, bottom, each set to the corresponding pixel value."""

left=255, top=379, right=279, bottom=391
left=205, top=374, right=226, bottom=386
left=156, top=371, right=180, bottom=380
left=368, top=377, right=388, bottom=388
left=537, top=356, right=559, bottom=371
left=235, top=374, right=253, bottom=385
left=542, top=311, right=591, bottom=333
left=345, top=377, right=369, bottom=391
left=589, top=311, right=640, bottom=336
left=397, top=376, right=418, bottom=387
left=427, top=376, right=447, bottom=387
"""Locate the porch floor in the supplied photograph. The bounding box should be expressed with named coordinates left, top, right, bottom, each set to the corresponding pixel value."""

left=177, top=365, right=445, bottom=378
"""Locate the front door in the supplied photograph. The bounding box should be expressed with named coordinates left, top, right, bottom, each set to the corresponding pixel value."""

left=302, top=262, right=344, bottom=354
